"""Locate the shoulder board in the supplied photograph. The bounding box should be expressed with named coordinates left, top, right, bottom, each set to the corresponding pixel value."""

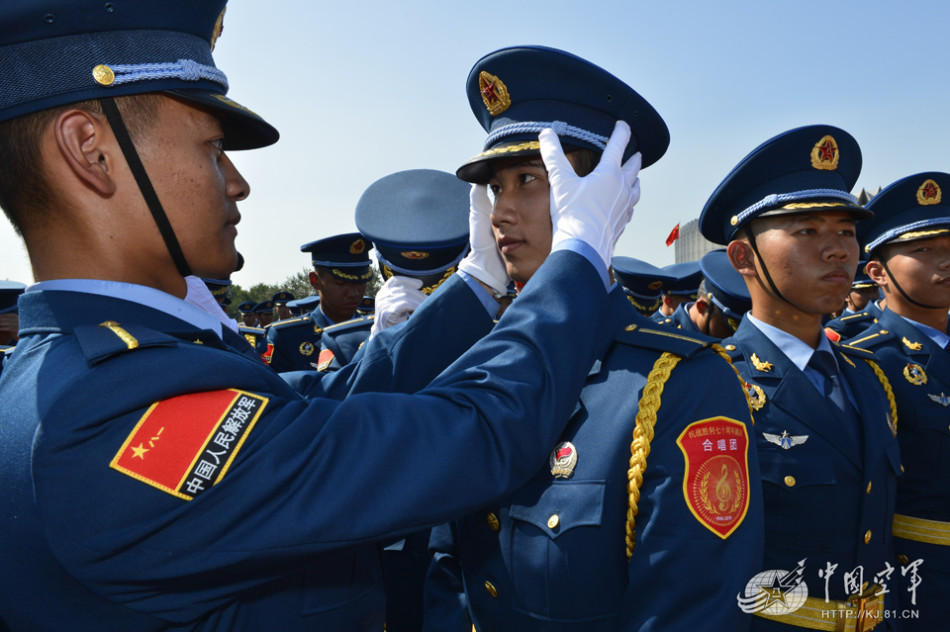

left=839, top=311, right=871, bottom=322
left=846, top=327, right=895, bottom=350
left=837, top=343, right=875, bottom=357
left=321, top=315, right=374, bottom=335
left=268, top=316, right=309, bottom=330
left=614, top=323, right=712, bottom=359
left=238, top=326, right=266, bottom=334
left=2, top=345, right=14, bottom=356
left=74, top=321, right=177, bottom=365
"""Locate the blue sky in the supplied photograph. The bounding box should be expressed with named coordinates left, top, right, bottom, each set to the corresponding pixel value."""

left=3, top=0, right=949, bottom=286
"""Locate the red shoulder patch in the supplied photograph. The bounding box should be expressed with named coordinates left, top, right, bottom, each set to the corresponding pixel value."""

left=824, top=327, right=841, bottom=343
left=110, top=389, right=268, bottom=500
left=676, top=417, right=751, bottom=539
left=261, top=343, right=274, bottom=364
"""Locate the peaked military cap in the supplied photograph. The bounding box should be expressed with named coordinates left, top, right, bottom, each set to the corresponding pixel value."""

left=698, top=249, right=751, bottom=324
left=611, top=257, right=672, bottom=315
left=699, top=125, right=870, bottom=245
left=271, top=291, right=295, bottom=306
left=300, top=233, right=373, bottom=283
left=201, top=277, right=231, bottom=305
left=236, top=300, right=254, bottom=314
left=0, top=0, right=277, bottom=150
left=861, top=172, right=950, bottom=255
left=0, top=281, right=26, bottom=314
left=660, top=261, right=703, bottom=297
left=852, top=260, right=876, bottom=289
left=456, top=45, right=669, bottom=183
left=252, top=300, right=273, bottom=314
left=356, top=169, right=469, bottom=292
left=286, top=295, right=319, bottom=311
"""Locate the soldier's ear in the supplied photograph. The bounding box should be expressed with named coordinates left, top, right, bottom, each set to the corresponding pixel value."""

left=53, top=108, right=116, bottom=197
left=864, top=259, right=888, bottom=287
left=726, top=240, right=756, bottom=279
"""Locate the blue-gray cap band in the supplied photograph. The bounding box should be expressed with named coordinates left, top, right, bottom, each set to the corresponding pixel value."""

left=0, top=29, right=222, bottom=122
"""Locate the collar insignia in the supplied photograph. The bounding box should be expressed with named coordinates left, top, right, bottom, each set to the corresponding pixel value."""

left=903, top=362, right=927, bottom=386
left=928, top=392, right=950, bottom=407
left=550, top=441, right=578, bottom=479
left=763, top=430, right=809, bottom=450
left=479, top=71, right=511, bottom=116
left=917, top=179, right=942, bottom=206
left=902, top=336, right=923, bottom=351
left=744, top=381, right=767, bottom=411
left=810, top=135, right=839, bottom=171
left=750, top=353, right=773, bottom=373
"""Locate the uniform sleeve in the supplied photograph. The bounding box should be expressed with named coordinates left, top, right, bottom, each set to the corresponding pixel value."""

left=422, top=523, right=472, bottom=632
left=35, top=250, right=624, bottom=612
left=281, top=273, right=494, bottom=399
left=620, top=351, right=764, bottom=631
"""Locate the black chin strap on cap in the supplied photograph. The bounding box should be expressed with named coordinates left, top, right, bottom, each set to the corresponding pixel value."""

left=880, top=257, right=945, bottom=310
left=99, top=97, right=192, bottom=278
left=746, top=229, right=799, bottom=310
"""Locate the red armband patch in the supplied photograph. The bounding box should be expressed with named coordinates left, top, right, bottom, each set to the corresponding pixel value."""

left=676, top=417, right=750, bottom=539
left=316, top=348, right=335, bottom=371
left=110, top=389, right=268, bottom=500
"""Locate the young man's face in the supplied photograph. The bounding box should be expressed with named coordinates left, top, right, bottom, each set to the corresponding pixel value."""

left=488, top=157, right=554, bottom=284
left=868, top=235, right=950, bottom=310
left=741, top=211, right=859, bottom=317
left=310, top=269, right=366, bottom=322
left=134, top=97, right=250, bottom=280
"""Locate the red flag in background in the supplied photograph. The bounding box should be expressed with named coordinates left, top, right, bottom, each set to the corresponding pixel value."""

left=665, top=223, right=680, bottom=247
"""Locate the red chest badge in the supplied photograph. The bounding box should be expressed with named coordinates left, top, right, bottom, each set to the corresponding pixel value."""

left=676, top=417, right=750, bottom=539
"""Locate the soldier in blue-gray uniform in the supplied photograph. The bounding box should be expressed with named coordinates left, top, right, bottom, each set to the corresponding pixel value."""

left=612, top=256, right=673, bottom=318
left=824, top=261, right=884, bottom=343
left=0, top=281, right=25, bottom=375
left=271, top=290, right=295, bottom=321
left=424, top=46, right=763, bottom=632
left=354, top=167, right=471, bottom=631
left=286, top=295, right=320, bottom=317
left=266, top=233, right=374, bottom=372
left=845, top=172, right=950, bottom=629
left=661, top=249, right=751, bottom=338
left=651, top=260, right=702, bottom=322
left=699, top=125, right=902, bottom=631
left=0, top=4, right=646, bottom=628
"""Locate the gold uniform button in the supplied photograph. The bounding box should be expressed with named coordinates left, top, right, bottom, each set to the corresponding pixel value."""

left=879, top=329, right=889, bottom=335
left=547, top=514, right=560, bottom=529
left=866, top=481, right=872, bottom=494
left=486, top=512, right=500, bottom=532
left=730, top=215, right=739, bottom=226
left=484, top=580, right=498, bottom=599
left=784, top=475, right=796, bottom=487
left=724, top=344, right=737, bottom=351
left=897, top=554, right=910, bottom=565
left=864, top=529, right=872, bottom=544
left=92, top=64, right=115, bottom=86
left=901, top=465, right=905, bottom=474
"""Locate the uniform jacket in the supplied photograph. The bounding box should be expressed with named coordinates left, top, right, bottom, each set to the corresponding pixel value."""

left=848, top=308, right=950, bottom=627
left=823, top=300, right=884, bottom=343
left=316, top=315, right=374, bottom=371
left=0, top=251, right=621, bottom=631
left=429, top=305, right=764, bottom=631
left=723, top=317, right=902, bottom=630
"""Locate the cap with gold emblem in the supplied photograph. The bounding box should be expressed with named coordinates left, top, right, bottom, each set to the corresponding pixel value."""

left=456, top=45, right=669, bottom=184
left=355, top=169, right=469, bottom=293
left=861, top=172, right=950, bottom=255
left=699, top=125, right=870, bottom=245
left=611, top=256, right=673, bottom=316
left=300, top=233, right=373, bottom=283
left=0, top=0, right=277, bottom=150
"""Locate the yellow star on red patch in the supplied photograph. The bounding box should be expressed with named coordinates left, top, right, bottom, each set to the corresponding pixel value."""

left=130, top=442, right=149, bottom=460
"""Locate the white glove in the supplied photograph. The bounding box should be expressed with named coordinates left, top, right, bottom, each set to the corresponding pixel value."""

left=456, top=183, right=510, bottom=296
left=541, top=120, right=642, bottom=271
left=369, top=276, right=427, bottom=339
